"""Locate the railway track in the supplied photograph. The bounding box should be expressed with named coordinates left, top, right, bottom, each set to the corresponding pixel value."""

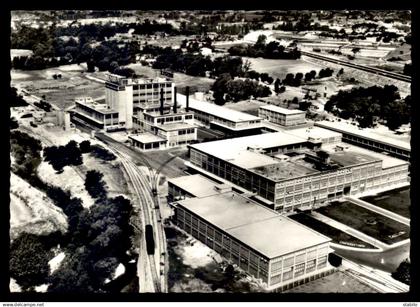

left=104, top=141, right=166, bottom=293
left=301, top=51, right=411, bottom=83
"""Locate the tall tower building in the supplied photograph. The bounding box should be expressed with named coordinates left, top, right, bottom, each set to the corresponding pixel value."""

left=105, top=74, right=134, bottom=129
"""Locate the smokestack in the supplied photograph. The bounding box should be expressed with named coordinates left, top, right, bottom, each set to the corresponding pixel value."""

left=160, top=87, right=164, bottom=115
left=185, top=86, right=190, bottom=112
left=173, top=87, right=177, bottom=114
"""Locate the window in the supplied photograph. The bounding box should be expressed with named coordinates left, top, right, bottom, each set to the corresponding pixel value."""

left=295, top=263, right=305, bottom=277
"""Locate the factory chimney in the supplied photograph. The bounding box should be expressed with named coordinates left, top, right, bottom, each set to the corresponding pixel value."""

left=160, top=87, right=164, bottom=115
left=185, top=86, right=190, bottom=112
left=173, top=87, right=177, bottom=113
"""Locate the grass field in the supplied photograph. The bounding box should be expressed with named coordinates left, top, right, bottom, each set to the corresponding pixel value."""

left=244, top=57, right=323, bottom=80
left=290, top=213, right=376, bottom=249
left=11, top=64, right=105, bottom=110
left=361, top=187, right=410, bottom=219
left=316, top=201, right=410, bottom=245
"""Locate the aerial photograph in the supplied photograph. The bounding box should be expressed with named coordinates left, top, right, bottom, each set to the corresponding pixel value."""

left=9, top=10, right=411, bottom=296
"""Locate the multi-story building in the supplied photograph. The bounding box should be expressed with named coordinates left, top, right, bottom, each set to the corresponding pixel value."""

left=130, top=92, right=198, bottom=150
left=72, top=74, right=174, bottom=131
left=176, top=93, right=264, bottom=136
left=315, top=120, right=411, bottom=161
left=259, top=105, right=306, bottom=127
left=174, top=191, right=333, bottom=291
left=71, top=97, right=121, bottom=131
left=186, top=129, right=410, bottom=213
left=105, top=73, right=174, bottom=130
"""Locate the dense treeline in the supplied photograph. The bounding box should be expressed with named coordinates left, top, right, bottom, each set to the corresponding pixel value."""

left=10, top=131, right=135, bottom=292
left=152, top=47, right=247, bottom=79
left=10, top=87, right=29, bottom=107
left=10, top=232, right=62, bottom=291
left=228, top=35, right=301, bottom=59
left=212, top=73, right=271, bottom=105
left=44, top=140, right=83, bottom=172
left=325, top=85, right=411, bottom=130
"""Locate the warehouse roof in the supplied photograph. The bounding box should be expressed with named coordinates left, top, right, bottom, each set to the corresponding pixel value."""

left=168, top=174, right=230, bottom=198
left=285, top=126, right=342, bottom=142
left=177, top=192, right=331, bottom=258
left=315, top=121, right=411, bottom=151
left=189, top=131, right=307, bottom=169
left=176, top=93, right=261, bottom=123
left=260, top=105, right=306, bottom=115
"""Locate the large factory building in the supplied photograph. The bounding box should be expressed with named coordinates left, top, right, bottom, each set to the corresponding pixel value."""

left=186, top=128, right=410, bottom=213
left=174, top=191, right=333, bottom=291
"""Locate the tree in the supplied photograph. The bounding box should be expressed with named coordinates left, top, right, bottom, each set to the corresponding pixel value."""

left=10, top=233, right=53, bottom=290
left=351, top=47, right=361, bottom=57
left=85, top=170, right=107, bottom=200
left=79, top=140, right=91, bottom=153
left=391, top=259, right=410, bottom=285
left=256, top=34, right=267, bottom=47
left=274, top=78, right=281, bottom=94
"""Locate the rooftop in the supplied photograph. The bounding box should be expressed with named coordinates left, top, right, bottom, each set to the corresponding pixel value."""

left=75, top=99, right=118, bottom=114
left=177, top=192, right=331, bottom=258
left=315, top=121, right=411, bottom=151
left=157, top=122, right=197, bottom=131
left=285, top=126, right=342, bottom=142
left=176, top=93, right=261, bottom=123
left=190, top=131, right=307, bottom=169
left=260, top=105, right=306, bottom=115
left=323, top=143, right=408, bottom=169
left=129, top=132, right=166, bottom=144
left=168, top=174, right=229, bottom=198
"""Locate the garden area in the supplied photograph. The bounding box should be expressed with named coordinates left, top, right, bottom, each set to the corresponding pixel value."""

left=362, top=187, right=410, bottom=219
left=316, top=201, right=410, bottom=245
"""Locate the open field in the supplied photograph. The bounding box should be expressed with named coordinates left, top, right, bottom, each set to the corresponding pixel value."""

left=362, top=187, right=410, bottom=219
left=285, top=270, right=377, bottom=293
left=316, top=201, right=410, bottom=245
left=244, top=57, right=324, bottom=80
left=11, top=64, right=105, bottom=110
left=290, top=213, right=376, bottom=249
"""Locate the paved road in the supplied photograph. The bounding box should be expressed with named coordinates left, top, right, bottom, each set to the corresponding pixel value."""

left=340, top=258, right=409, bottom=293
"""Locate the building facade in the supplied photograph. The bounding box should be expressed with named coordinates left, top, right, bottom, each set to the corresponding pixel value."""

left=174, top=192, right=332, bottom=291
left=187, top=131, right=410, bottom=213
left=315, top=121, right=411, bottom=161
left=259, top=105, right=306, bottom=126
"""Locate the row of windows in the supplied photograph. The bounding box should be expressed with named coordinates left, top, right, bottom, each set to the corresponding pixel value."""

left=178, top=128, right=195, bottom=135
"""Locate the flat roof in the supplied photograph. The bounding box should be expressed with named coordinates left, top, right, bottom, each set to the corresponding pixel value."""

left=260, top=105, right=306, bottom=115
left=129, top=132, right=166, bottom=144
left=157, top=122, right=197, bottom=131
left=285, top=126, right=342, bottom=141
left=190, top=131, right=307, bottom=170
left=323, top=143, right=408, bottom=169
left=176, top=94, right=261, bottom=123
left=75, top=100, right=118, bottom=114
left=177, top=192, right=330, bottom=258
left=315, top=121, right=411, bottom=151
left=168, top=174, right=228, bottom=198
